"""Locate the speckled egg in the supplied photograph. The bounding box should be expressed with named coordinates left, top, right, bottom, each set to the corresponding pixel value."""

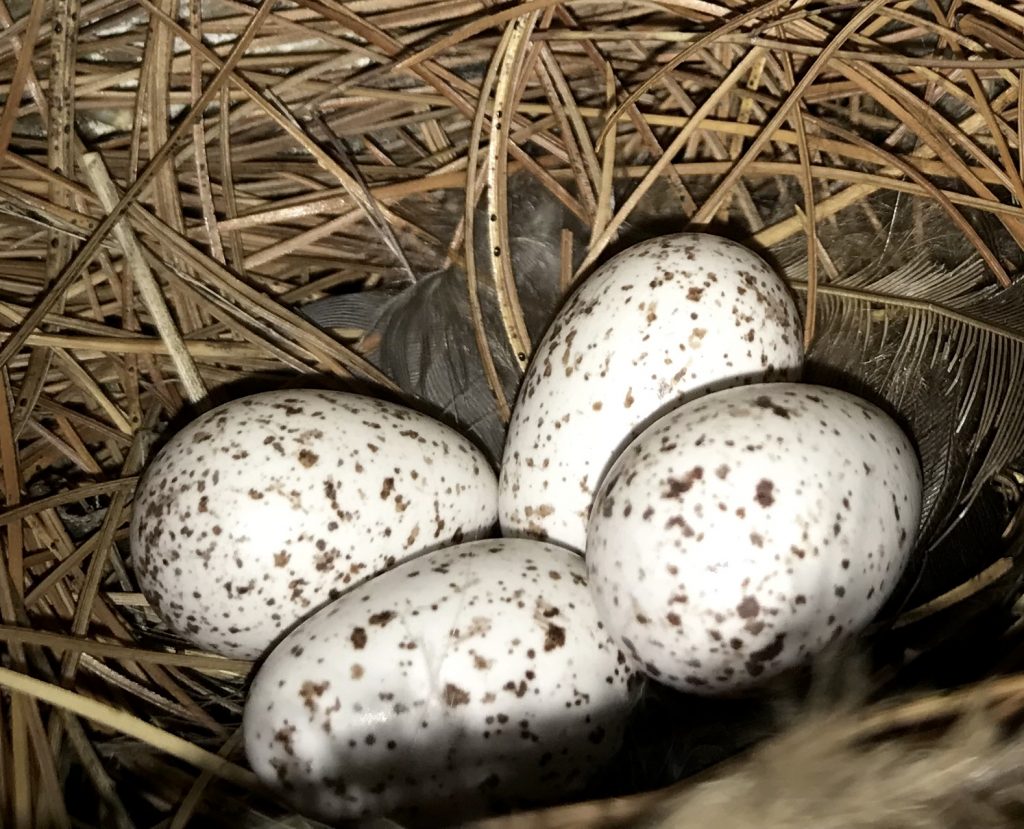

left=243, top=538, right=639, bottom=825
left=586, top=383, right=922, bottom=694
left=130, top=389, right=497, bottom=659
left=500, top=233, right=803, bottom=553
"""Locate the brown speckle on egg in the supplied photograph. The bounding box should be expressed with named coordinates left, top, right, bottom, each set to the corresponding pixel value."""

left=443, top=684, right=471, bottom=707
left=299, top=680, right=329, bottom=712
left=663, top=466, right=704, bottom=499
left=736, top=597, right=760, bottom=618
left=755, top=479, right=775, bottom=507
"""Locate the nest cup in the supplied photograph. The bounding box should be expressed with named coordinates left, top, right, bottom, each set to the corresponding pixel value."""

left=2, top=0, right=1024, bottom=826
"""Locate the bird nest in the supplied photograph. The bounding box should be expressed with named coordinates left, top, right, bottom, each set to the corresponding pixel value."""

left=3, top=0, right=1024, bottom=827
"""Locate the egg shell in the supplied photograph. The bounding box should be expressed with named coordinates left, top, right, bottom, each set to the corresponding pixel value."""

left=243, top=538, right=639, bottom=825
left=130, top=389, right=497, bottom=659
left=499, top=233, right=803, bottom=553
left=586, top=383, right=922, bottom=694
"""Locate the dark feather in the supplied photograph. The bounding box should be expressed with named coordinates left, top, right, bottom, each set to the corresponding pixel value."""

left=782, top=255, right=1024, bottom=570
left=298, top=289, right=398, bottom=334
left=296, top=172, right=586, bottom=463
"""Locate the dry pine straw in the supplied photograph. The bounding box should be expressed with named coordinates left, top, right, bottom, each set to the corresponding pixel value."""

left=2, top=0, right=1024, bottom=825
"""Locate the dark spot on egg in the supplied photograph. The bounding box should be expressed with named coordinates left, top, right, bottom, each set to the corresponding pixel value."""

left=755, top=479, right=775, bottom=507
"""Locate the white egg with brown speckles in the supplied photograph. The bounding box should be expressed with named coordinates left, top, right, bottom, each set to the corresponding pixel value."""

left=130, top=389, right=497, bottom=659
left=500, top=233, right=803, bottom=553
left=242, top=538, right=639, bottom=825
left=586, top=383, right=922, bottom=694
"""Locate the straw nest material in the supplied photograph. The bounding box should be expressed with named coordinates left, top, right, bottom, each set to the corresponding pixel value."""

left=3, top=0, right=1024, bottom=826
